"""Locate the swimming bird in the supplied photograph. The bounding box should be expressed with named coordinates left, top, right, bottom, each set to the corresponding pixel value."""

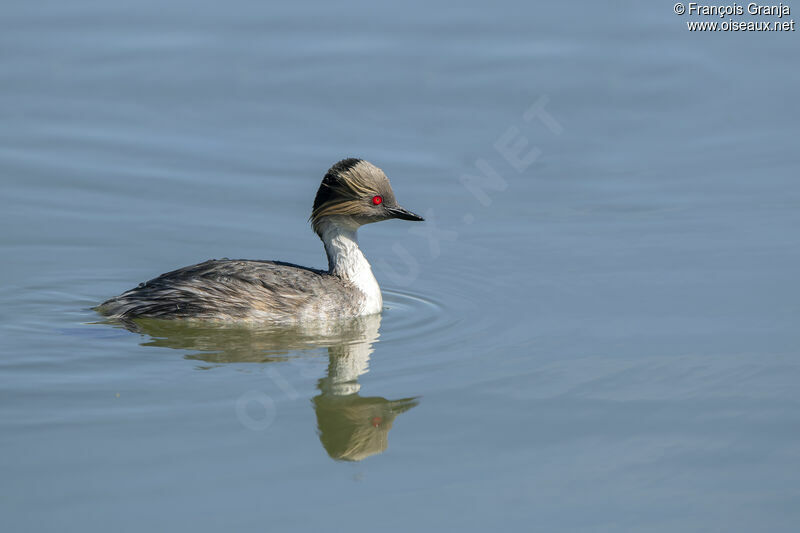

left=96, top=158, right=424, bottom=322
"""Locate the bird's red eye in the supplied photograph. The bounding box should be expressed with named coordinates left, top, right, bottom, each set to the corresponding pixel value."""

left=372, top=195, right=383, bottom=205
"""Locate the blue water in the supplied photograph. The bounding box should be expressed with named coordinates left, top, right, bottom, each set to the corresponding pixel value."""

left=1, top=1, right=799, bottom=531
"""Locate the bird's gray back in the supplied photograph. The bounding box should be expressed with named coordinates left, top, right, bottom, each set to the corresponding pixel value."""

left=97, top=259, right=365, bottom=322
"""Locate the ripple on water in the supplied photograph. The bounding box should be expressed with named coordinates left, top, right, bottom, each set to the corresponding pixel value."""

left=380, top=288, right=454, bottom=346
left=378, top=262, right=511, bottom=361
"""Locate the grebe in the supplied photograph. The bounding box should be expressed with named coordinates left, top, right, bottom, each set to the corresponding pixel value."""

left=96, top=158, right=424, bottom=322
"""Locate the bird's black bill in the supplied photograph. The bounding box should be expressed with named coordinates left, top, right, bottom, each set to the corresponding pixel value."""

left=388, top=206, right=424, bottom=221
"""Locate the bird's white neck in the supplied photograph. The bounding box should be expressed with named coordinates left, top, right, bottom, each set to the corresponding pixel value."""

left=318, top=218, right=383, bottom=315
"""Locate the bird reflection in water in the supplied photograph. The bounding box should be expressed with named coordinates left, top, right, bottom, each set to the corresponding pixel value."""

left=106, top=314, right=418, bottom=461
left=313, top=321, right=418, bottom=461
